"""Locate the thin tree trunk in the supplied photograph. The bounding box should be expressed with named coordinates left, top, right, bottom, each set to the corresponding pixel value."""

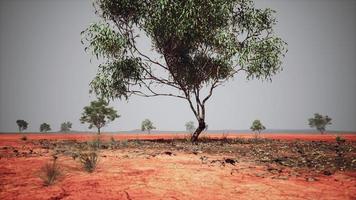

left=98, top=127, right=101, bottom=135
left=191, top=119, right=206, bottom=143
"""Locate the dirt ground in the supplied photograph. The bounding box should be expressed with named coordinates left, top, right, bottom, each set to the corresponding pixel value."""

left=0, top=133, right=355, bottom=200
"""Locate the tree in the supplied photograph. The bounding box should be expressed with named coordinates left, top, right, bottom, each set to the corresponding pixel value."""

left=16, top=119, right=28, bottom=133
left=250, top=119, right=265, bottom=138
left=185, top=121, right=195, bottom=133
left=40, top=123, right=51, bottom=132
left=60, top=121, right=72, bottom=132
left=80, top=99, right=119, bottom=134
left=308, top=113, right=332, bottom=134
left=82, top=0, right=287, bottom=142
left=141, top=119, right=155, bottom=134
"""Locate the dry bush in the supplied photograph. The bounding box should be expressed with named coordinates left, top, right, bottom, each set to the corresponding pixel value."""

left=79, top=151, right=98, bottom=173
left=88, top=137, right=101, bottom=150
left=39, top=156, right=61, bottom=186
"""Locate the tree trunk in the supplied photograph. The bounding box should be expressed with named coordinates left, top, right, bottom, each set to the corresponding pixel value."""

left=191, top=119, right=206, bottom=143
left=97, top=127, right=101, bottom=135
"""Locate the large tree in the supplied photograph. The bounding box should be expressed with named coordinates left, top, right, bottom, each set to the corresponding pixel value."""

left=82, top=0, right=287, bottom=142
left=80, top=99, right=120, bottom=134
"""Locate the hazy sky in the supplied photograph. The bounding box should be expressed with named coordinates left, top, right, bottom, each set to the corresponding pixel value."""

left=1, top=0, right=355, bottom=132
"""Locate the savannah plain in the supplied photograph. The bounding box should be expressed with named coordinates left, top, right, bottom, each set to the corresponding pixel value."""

left=1, top=132, right=355, bottom=200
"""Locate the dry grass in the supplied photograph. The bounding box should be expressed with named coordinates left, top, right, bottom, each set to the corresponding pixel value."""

left=79, top=151, right=98, bottom=173
left=39, top=156, right=61, bottom=186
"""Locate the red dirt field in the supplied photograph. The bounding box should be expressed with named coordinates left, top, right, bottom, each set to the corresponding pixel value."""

left=1, top=133, right=355, bottom=200
left=0, top=132, right=355, bottom=143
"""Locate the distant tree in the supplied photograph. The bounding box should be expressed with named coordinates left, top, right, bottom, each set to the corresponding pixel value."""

left=82, top=0, right=287, bottom=142
left=60, top=121, right=72, bottom=132
left=308, top=113, right=332, bottom=134
left=250, top=119, right=266, bottom=138
left=185, top=121, right=195, bottom=133
left=40, top=123, right=51, bottom=132
left=141, top=119, right=156, bottom=134
left=16, top=119, right=28, bottom=133
left=80, top=99, right=119, bottom=134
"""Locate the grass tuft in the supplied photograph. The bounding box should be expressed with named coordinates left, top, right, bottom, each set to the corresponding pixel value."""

left=79, top=151, right=98, bottom=173
left=39, top=156, right=61, bottom=186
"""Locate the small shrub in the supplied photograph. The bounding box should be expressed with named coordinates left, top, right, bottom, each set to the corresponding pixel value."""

left=109, top=136, right=117, bottom=149
left=198, top=135, right=211, bottom=143
left=79, top=152, right=98, bottom=173
left=88, top=137, right=101, bottom=150
left=119, top=140, right=129, bottom=148
left=336, top=136, right=346, bottom=144
left=184, top=133, right=193, bottom=142
left=39, top=156, right=61, bottom=186
left=221, top=132, right=229, bottom=142
left=110, top=136, right=116, bottom=143
left=21, top=135, right=27, bottom=141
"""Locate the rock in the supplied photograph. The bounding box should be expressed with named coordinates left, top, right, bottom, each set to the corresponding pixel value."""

left=275, top=176, right=289, bottom=180
left=163, top=151, right=174, bottom=156
left=193, top=150, right=203, bottom=155
left=306, top=177, right=318, bottom=182
left=323, top=170, right=332, bottom=176
left=224, top=158, right=237, bottom=166
left=200, top=156, right=209, bottom=164
left=255, top=173, right=266, bottom=178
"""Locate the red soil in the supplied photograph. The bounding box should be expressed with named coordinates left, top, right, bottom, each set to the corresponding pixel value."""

left=0, top=133, right=355, bottom=200
left=1, top=132, right=355, bottom=142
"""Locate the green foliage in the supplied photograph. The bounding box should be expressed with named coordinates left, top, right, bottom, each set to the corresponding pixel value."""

left=80, top=99, right=120, bottom=134
left=60, top=121, right=72, bottom=132
left=40, top=123, right=51, bottom=132
left=308, top=113, right=332, bottom=134
left=141, top=119, right=155, bottom=133
left=39, top=156, right=61, bottom=186
left=82, top=0, right=287, bottom=141
left=79, top=152, right=98, bottom=173
left=250, top=119, right=266, bottom=133
left=16, top=119, right=28, bottom=132
left=82, top=0, right=287, bottom=100
left=185, top=121, right=195, bottom=133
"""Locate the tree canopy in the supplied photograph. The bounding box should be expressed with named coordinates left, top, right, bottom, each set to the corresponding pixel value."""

left=141, top=119, right=156, bottom=133
left=16, top=119, right=28, bottom=133
left=185, top=121, right=195, bottom=133
left=60, top=121, right=73, bottom=132
left=308, top=113, right=332, bottom=134
left=82, top=0, right=287, bottom=142
left=80, top=99, right=120, bottom=134
left=40, top=123, right=51, bottom=132
left=250, top=119, right=265, bottom=134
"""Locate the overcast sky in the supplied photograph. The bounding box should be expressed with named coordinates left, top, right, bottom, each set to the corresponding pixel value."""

left=0, top=0, right=355, bottom=132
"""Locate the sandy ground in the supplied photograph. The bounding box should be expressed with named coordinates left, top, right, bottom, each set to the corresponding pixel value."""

left=0, top=133, right=355, bottom=200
